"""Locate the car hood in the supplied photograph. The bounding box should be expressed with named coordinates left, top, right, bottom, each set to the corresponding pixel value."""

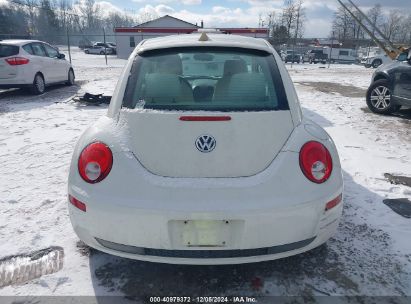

left=375, top=60, right=401, bottom=73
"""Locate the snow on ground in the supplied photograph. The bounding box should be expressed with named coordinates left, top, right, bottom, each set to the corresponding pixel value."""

left=0, top=50, right=410, bottom=300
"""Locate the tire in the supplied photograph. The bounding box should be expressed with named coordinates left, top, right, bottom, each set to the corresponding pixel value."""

left=100, top=51, right=104, bottom=55
left=66, top=69, right=75, bottom=86
left=366, top=79, right=399, bottom=114
left=85, top=50, right=89, bottom=54
left=30, top=73, right=45, bottom=95
left=372, top=59, right=382, bottom=68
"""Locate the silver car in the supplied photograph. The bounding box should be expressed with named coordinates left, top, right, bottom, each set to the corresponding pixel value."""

left=0, top=39, right=75, bottom=94
left=84, top=45, right=113, bottom=55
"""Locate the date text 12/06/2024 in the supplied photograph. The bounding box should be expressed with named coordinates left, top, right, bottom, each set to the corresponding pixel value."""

left=148, top=296, right=258, bottom=303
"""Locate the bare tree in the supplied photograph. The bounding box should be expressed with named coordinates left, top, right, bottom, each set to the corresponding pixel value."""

left=105, top=12, right=135, bottom=31
left=36, top=0, right=60, bottom=39
left=352, top=10, right=364, bottom=39
left=294, top=0, right=305, bottom=39
left=25, top=0, right=38, bottom=35
left=76, top=0, right=102, bottom=31
left=136, top=11, right=158, bottom=25
left=367, top=4, right=383, bottom=36
left=397, top=13, right=411, bottom=44
left=332, top=5, right=354, bottom=43
left=282, top=0, right=296, bottom=39
left=382, top=9, right=402, bottom=41
left=58, top=0, right=72, bottom=31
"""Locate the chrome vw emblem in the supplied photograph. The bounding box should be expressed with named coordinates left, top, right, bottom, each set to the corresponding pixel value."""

left=195, top=135, right=216, bottom=153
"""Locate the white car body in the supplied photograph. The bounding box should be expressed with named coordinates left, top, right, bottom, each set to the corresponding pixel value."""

left=84, top=45, right=113, bottom=55
left=361, top=52, right=392, bottom=68
left=0, top=40, right=74, bottom=93
left=68, top=33, right=343, bottom=265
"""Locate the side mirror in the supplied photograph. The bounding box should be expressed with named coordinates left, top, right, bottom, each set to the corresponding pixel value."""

left=58, top=53, right=65, bottom=59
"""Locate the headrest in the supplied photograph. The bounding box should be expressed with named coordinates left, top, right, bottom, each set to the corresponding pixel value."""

left=156, top=54, right=183, bottom=75
left=223, top=59, right=247, bottom=76
left=226, top=73, right=267, bottom=103
left=144, top=73, right=181, bottom=99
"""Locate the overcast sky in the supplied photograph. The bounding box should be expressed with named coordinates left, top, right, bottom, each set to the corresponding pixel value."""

left=97, top=0, right=411, bottom=37
left=3, top=0, right=407, bottom=37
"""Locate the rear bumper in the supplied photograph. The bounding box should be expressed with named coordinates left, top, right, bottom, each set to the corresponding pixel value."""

left=68, top=149, right=343, bottom=264
left=0, top=74, right=33, bottom=88
left=68, top=119, right=344, bottom=264
left=69, top=199, right=342, bottom=265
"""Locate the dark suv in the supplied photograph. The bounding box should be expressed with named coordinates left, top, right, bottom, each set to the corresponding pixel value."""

left=366, top=50, right=411, bottom=114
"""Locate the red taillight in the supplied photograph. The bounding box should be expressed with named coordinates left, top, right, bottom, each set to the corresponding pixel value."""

left=299, top=141, right=333, bottom=183
left=325, top=194, right=342, bottom=211
left=69, top=194, right=87, bottom=212
left=5, top=57, right=30, bottom=65
left=78, top=142, right=113, bottom=183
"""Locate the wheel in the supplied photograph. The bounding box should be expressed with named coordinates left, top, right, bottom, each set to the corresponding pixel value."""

left=372, top=59, right=382, bottom=68
left=85, top=50, right=89, bottom=54
left=30, top=73, right=45, bottom=95
left=100, top=51, right=105, bottom=55
left=66, top=69, right=75, bottom=86
left=366, top=79, right=399, bottom=114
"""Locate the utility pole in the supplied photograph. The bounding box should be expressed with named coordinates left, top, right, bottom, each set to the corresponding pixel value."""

left=103, top=27, right=107, bottom=66
left=66, top=27, right=72, bottom=64
left=328, top=31, right=334, bottom=68
left=291, top=2, right=301, bottom=69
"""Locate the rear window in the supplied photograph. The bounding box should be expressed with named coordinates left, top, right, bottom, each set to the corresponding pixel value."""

left=0, top=44, right=19, bottom=58
left=123, top=47, right=289, bottom=112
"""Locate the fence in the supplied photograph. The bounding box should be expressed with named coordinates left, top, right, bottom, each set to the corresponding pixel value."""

left=0, top=31, right=117, bottom=65
left=1, top=31, right=382, bottom=67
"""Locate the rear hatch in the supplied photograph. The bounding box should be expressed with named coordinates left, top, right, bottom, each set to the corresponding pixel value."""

left=0, top=44, right=20, bottom=80
left=121, top=46, right=294, bottom=178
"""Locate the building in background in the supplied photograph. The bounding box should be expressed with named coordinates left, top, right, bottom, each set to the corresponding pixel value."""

left=114, top=15, right=269, bottom=59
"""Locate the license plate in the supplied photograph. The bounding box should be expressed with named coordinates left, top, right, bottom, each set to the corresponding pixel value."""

left=170, top=220, right=231, bottom=247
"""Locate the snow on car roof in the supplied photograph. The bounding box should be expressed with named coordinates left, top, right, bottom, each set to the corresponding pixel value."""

left=136, top=33, right=273, bottom=54
left=0, top=39, right=41, bottom=46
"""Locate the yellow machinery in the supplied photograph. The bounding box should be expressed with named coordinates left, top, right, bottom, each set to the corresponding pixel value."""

left=337, top=0, right=408, bottom=60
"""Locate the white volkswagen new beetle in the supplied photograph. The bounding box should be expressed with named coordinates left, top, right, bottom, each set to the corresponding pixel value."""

left=68, top=33, right=343, bottom=265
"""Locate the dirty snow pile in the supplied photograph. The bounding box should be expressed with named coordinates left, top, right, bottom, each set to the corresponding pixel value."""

left=0, top=50, right=410, bottom=299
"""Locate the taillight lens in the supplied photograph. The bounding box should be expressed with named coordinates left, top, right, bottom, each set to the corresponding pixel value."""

left=299, top=141, right=333, bottom=183
left=78, top=142, right=113, bottom=183
left=5, top=57, right=30, bottom=65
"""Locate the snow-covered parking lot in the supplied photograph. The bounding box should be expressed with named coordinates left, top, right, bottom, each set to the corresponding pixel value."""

left=0, top=49, right=410, bottom=300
